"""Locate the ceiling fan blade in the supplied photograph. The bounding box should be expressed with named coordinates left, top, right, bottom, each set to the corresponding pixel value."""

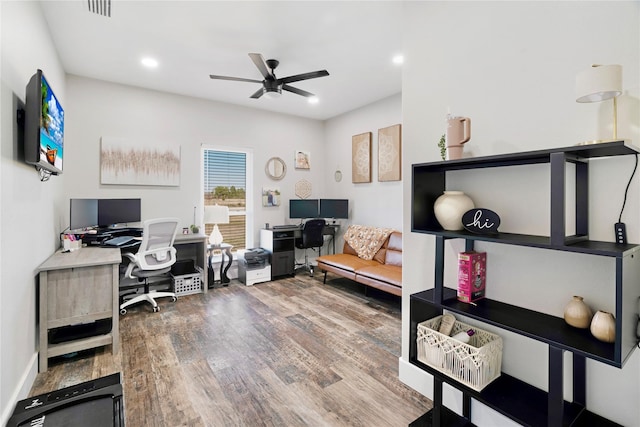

left=209, top=74, right=262, bottom=84
left=249, top=53, right=271, bottom=79
left=279, top=70, right=329, bottom=84
left=250, top=88, right=265, bottom=99
left=282, top=84, right=314, bottom=98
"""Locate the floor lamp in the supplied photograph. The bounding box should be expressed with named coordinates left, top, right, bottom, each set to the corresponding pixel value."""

left=204, top=205, right=230, bottom=245
left=575, top=64, right=623, bottom=144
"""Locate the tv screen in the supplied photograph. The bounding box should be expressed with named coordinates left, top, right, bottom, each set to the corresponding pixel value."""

left=98, top=199, right=141, bottom=227
left=289, top=199, right=319, bottom=219
left=70, top=199, right=98, bottom=231
left=320, top=199, right=349, bottom=219
left=24, top=69, right=64, bottom=175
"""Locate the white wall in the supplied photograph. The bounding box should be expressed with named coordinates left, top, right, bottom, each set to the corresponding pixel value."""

left=400, top=2, right=640, bottom=426
left=64, top=75, right=326, bottom=248
left=324, top=93, right=403, bottom=232
left=0, top=2, right=67, bottom=424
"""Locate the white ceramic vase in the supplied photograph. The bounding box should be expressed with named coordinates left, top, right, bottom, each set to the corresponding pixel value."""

left=434, top=191, right=475, bottom=231
left=563, top=296, right=593, bottom=329
left=590, top=310, right=616, bottom=343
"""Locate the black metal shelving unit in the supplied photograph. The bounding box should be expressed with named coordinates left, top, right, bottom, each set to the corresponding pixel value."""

left=409, top=141, right=640, bottom=426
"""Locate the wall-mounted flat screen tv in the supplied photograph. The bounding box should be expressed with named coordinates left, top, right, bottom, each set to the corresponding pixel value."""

left=24, top=69, right=64, bottom=175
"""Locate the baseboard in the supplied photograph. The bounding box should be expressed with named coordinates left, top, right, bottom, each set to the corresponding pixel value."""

left=398, top=356, right=434, bottom=398
left=1, top=352, right=38, bottom=426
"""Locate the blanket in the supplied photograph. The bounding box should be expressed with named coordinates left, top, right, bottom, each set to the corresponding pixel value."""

left=344, top=225, right=395, bottom=260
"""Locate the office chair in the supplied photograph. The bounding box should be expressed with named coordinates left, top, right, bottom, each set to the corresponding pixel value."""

left=119, top=217, right=179, bottom=314
left=295, top=218, right=326, bottom=276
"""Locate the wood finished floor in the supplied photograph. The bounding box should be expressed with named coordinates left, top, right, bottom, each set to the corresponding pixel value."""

left=30, top=274, right=432, bottom=426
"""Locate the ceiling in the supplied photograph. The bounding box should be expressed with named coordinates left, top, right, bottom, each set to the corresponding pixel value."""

left=39, top=1, right=404, bottom=121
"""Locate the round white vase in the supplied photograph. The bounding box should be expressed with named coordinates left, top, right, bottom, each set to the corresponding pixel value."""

left=590, top=310, right=616, bottom=343
left=434, top=191, right=475, bottom=231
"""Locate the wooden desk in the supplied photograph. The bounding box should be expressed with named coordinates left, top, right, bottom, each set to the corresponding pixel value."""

left=37, top=247, right=122, bottom=372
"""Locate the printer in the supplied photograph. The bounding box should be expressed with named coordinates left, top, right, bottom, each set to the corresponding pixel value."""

left=238, top=248, right=271, bottom=286
left=243, top=247, right=270, bottom=267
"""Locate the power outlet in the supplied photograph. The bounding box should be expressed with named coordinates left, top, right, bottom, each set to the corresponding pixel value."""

left=615, top=222, right=627, bottom=244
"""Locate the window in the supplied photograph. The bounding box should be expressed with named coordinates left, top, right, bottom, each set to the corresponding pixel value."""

left=202, top=147, right=253, bottom=251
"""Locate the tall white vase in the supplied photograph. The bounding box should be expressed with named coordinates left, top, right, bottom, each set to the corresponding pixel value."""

left=434, top=191, right=475, bottom=231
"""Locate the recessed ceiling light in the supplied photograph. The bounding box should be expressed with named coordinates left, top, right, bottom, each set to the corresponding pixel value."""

left=141, top=57, right=158, bottom=68
left=392, top=55, right=404, bottom=65
left=308, top=97, right=319, bottom=104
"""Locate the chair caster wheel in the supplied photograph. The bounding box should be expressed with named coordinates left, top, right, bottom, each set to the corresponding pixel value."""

left=120, top=308, right=127, bottom=315
left=153, top=306, right=160, bottom=313
left=171, top=297, right=177, bottom=302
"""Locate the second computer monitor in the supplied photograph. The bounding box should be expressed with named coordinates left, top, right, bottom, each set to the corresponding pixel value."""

left=289, top=199, right=319, bottom=219
left=98, top=199, right=141, bottom=227
left=320, top=199, right=349, bottom=219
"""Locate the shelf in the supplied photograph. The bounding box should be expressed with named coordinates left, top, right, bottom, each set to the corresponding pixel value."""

left=412, top=140, right=639, bottom=172
left=409, top=407, right=475, bottom=427
left=412, top=289, right=623, bottom=367
left=410, top=229, right=639, bottom=257
left=410, top=357, right=621, bottom=427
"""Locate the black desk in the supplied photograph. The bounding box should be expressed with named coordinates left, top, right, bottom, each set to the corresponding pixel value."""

left=259, top=224, right=339, bottom=279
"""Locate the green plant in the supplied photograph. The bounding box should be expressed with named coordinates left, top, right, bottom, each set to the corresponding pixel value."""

left=190, top=224, right=200, bottom=234
left=438, top=134, right=446, bottom=160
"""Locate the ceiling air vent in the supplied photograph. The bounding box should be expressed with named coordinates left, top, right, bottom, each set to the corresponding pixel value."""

left=87, top=0, right=111, bottom=17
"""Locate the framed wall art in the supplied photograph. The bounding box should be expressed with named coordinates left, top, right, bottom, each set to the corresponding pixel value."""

left=262, top=187, right=281, bottom=207
left=295, top=150, right=311, bottom=169
left=100, top=137, right=180, bottom=186
left=378, top=124, right=402, bottom=181
left=352, top=132, right=372, bottom=183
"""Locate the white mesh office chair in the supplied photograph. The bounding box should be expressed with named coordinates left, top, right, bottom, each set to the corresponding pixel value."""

left=119, top=218, right=179, bottom=314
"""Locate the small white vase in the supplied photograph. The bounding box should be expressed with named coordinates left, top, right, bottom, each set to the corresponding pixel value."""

left=590, top=310, right=616, bottom=343
left=434, top=191, right=475, bottom=231
left=563, top=296, right=593, bottom=329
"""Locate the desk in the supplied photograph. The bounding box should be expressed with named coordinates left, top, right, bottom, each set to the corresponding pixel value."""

left=37, top=247, right=122, bottom=372
left=174, top=233, right=208, bottom=293
left=207, top=242, right=233, bottom=287
left=259, top=224, right=339, bottom=279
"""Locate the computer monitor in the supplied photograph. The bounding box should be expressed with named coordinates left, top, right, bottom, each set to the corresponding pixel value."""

left=97, top=198, right=141, bottom=227
left=320, top=199, right=349, bottom=219
left=70, top=198, right=98, bottom=231
left=289, top=199, right=319, bottom=219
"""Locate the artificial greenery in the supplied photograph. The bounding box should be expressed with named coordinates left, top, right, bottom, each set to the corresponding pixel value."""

left=438, top=134, right=446, bottom=160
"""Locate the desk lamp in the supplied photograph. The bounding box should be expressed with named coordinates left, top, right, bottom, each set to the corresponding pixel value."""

left=204, top=205, right=229, bottom=245
left=575, top=64, right=623, bottom=144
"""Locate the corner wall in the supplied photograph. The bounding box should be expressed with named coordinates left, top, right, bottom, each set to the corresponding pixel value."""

left=1, top=2, right=67, bottom=423
left=400, top=2, right=640, bottom=426
left=324, top=93, right=403, bottom=233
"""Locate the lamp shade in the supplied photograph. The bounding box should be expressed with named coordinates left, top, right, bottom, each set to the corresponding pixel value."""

left=576, top=64, right=622, bottom=103
left=204, top=205, right=229, bottom=225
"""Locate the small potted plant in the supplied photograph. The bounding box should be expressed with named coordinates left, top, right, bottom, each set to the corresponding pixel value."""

left=190, top=224, right=200, bottom=234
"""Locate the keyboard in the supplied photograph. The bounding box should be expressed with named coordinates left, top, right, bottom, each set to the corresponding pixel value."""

left=102, top=236, right=135, bottom=247
left=272, top=225, right=299, bottom=230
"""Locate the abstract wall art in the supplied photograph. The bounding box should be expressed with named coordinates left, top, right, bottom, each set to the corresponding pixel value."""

left=352, top=132, right=371, bottom=183
left=378, top=124, right=402, bottom=181
left=100, top=137, right=180, bottom=186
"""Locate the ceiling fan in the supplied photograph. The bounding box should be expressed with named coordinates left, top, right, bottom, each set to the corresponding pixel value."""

left=209, top=53, right=329, bottom=99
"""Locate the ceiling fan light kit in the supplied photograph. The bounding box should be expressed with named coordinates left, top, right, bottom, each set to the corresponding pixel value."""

left=210, top=53, right=329, bottom=100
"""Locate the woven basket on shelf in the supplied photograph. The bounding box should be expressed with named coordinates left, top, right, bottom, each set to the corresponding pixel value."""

left=416, top=315, right=503, bottom=391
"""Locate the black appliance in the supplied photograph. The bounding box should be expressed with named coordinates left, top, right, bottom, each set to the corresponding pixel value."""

left=7, top=373, right=124, bottom=427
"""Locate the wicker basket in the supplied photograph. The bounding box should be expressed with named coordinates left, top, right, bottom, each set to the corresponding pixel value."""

left=417, top=315, right=502, bottom=391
